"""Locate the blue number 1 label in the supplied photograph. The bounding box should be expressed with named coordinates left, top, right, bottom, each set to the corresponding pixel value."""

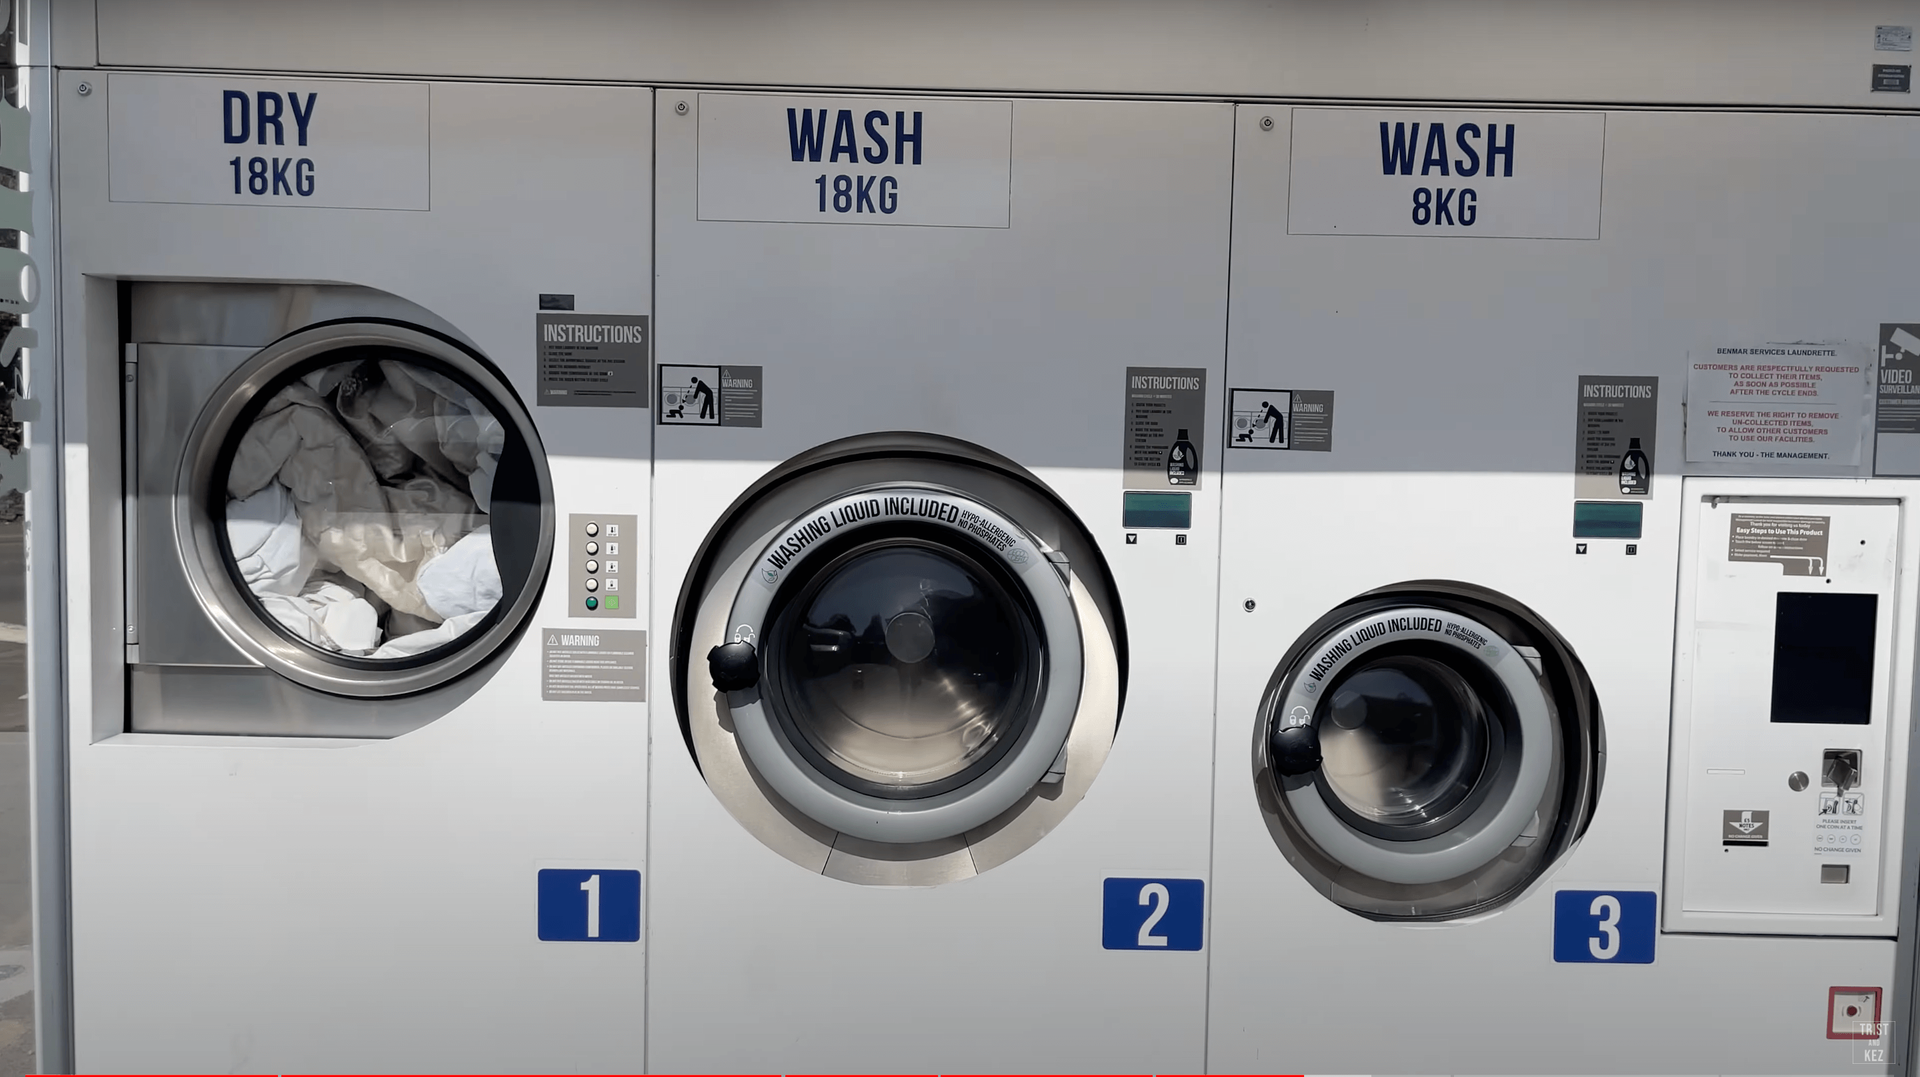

left=538, top=868, right=641, bottom=942
left=1102, top=877, right=1203, bottom=951
left=1552, top=889, right=1655, bottom=963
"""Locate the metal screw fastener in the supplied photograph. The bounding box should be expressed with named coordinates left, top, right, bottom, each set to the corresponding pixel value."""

left=1244, top=599, right=1257, bottom=612
left=1260, top=115, right=1274, bottom=131
left=76, top=82, right=91, bottom=96
left=675, top=100, right=689, bottom=115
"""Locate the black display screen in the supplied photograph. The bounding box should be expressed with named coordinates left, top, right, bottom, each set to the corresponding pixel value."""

left=1770, top=591, right=1877, bottom=725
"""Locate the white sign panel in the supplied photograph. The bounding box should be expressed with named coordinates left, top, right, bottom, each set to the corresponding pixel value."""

left=697, top=93, right=1011, bottom=228
left=1684, top=344, right=1873, bottom=467
left=1286, top=108, right=1605, bottom=239
left=108, top=74, right=430, bottom=211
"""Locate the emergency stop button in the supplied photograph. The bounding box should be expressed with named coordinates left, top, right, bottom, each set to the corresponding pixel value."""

left=1828, top=986, right=1882, bottom=1039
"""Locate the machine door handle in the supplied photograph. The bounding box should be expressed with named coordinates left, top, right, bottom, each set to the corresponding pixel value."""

left=708, top=640, right=759, bottom=692
left=1270, top=719, right=1323, bottom=778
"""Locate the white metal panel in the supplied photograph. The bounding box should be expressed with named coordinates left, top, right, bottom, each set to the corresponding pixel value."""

left=86, top=0, right=1920, bottom=111
left=1209, top=104, right=1920, bottom=1074
left=1667, top=483, right=1918, bottom=933
left=58, top=75, right=654, bottom=1073
left=647, top=94, right=1231, bottom=1074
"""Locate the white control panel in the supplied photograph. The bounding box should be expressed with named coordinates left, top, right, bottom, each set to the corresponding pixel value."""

left=1665, top=487, right=1904, bottom=933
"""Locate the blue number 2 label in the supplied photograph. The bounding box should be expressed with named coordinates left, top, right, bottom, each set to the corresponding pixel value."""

left=538, top=868, right=641, bottom=942
left=1552, top=889, right=1655, bottom=963
left=1102, top=877, right=1203, bottom=951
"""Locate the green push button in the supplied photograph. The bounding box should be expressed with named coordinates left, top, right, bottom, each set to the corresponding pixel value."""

left=603, top=595, right=619, bottom=610
left=584, top=596, right=599, bottom=611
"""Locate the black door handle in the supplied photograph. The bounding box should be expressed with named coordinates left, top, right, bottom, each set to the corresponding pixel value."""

left=708, top=639, right=759, bottom=692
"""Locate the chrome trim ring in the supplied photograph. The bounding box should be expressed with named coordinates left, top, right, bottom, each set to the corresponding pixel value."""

left=723, top=483, right=1084, bottom=844
left=1273, top=606, right=1552, bottom=885
left=177, top=321, right=554, bottom=698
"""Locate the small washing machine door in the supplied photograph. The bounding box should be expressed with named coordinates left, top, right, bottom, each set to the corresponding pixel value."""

left=676, top=433, right=1126, bottom=879
left=174, top=319, right=554, bottom=698
left=1257, top=583, right=1601, bottom=920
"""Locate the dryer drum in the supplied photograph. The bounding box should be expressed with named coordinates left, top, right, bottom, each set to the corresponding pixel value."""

left=673, top=432, right=1127, bottom=883
left=178, top=320, right=555, bottom=699
left=1255, top=581, right=1602, bottom=921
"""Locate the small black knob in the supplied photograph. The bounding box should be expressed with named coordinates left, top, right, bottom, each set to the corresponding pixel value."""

left=1270, top=722, right=1323, bottom=777
left=708, top=640, right=759, bottom=692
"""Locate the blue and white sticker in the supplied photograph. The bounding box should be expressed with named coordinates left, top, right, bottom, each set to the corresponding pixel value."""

left=537, top=868, right=641, bottom=943
left=1552, top=889, right=1655, bottom=963
left=1102, top=877, right=1204, bottom=951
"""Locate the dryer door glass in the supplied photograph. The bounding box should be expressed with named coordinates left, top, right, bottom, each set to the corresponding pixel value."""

left=1317, top=654, right=1493, bottom=834
left=769, top=537, right=1043, bottom=799
left=217, top=351, right=520, bottom=662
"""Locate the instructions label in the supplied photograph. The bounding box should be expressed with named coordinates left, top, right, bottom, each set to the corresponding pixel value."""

left=1228, top=388, right=1334, bottom=451
left=1723, top=809, right=1770, bottom=847
left=696, top=93, right=1012, bottom=228
left=107, top=73, right=430, bottom=210
left=1816, top=768, right=1866, bottom=857
left=1728, top=513, right=1830, bottom=577
left=1573, top=376, right=1658, bottom=499
left=1685, top=345, right=1870, bottom=467
left=659, top=364, right=763, bottom=427
left=1286, top=108, right=1605, bottom=240
left=1124, top=367, right=1207, bottom=488
left=536, top=314, right=650, bottom=409
left=1876, top=323, right=1920, bottom=474
left=541, top=629, right=647, bottom=702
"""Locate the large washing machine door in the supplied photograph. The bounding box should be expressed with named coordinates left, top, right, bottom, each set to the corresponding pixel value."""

left=169, top=319, right=554, bottom=699
left=1256, top=582, right=1602, bottom=920
left=675, top=434, right=1125, bottom=883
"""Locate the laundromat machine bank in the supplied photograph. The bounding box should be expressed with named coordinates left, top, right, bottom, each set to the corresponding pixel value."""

left=33, top=4, right=1920, bottom=1076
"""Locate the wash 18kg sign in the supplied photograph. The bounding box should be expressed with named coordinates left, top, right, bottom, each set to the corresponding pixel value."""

left=1285, top=108, right=1605, bottom=240
left=696, top=93, right=1012, bottom=228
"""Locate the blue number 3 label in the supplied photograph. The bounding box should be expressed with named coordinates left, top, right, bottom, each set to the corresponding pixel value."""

left=1552, top=889, right=1655, bottom=963
left=1102, top=877, right=1203, bottom=951
left=538, top=869, right=641, bottom=942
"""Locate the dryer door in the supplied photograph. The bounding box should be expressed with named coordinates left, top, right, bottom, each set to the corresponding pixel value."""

left=1258, top=584, right=1601, bottom=919
left=156, top=320, right=554, bottom=699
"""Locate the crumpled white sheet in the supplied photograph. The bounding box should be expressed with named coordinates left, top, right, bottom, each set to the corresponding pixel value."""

left=372, top=610, right=488, bottom=659
left=417, top=526, right=501, bottom=620
left=225, top=482, right=316, bottom=597
left=225, top=357, right=508, bottom=658
left=256, top=581, right=382, bottom=655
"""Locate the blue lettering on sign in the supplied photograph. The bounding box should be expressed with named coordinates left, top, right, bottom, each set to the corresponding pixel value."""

left=1380, top=121, right=1515, bottom=177
left=1552, top=889, right=1656, bottom=963
left=537, top=868, right=641, bottom=943
left=1101, top=877, right=1204, bottom=951
left=222, top=89, right=320, bottom=200
left=787, top=107, right=924, bottom=165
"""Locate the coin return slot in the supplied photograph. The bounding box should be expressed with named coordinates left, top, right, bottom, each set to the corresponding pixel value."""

left=1822, top=863, right=1850, bottom=884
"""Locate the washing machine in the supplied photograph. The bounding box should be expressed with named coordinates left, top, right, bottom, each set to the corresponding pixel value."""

left=1208, top=104, right=1920, bottom=1074
left=647, top=92, right=1231, bottom=1073
left=56, top=73, right=653, bottom=1071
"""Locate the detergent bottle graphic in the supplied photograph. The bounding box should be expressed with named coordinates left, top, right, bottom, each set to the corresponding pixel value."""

left=1167, top=428, right=1198, bottom=485
left=1617, top=437, right=1650, bottom=495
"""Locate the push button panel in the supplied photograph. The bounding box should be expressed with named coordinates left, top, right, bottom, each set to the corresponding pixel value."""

left=568, top=513, right=637, bottom=619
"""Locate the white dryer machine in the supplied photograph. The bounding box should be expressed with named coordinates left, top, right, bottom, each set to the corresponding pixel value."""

left=1209, top=104, right=1920, bottom=1074
left=647, top=93, right=1231, bottom=1073
left=57, top=75, right=653, bottom=1072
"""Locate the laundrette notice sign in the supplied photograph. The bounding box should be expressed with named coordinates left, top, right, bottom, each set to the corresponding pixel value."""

left=1286, top=108, right=1605, bottom=240
left=107, top=73, right=430, bottom=210
left=696, top=93, right=1012, bottom=228
left=1684, top=344, right=1872, bottom=468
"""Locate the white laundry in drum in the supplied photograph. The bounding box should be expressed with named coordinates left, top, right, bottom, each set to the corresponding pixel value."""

left=222, top=358, right=505, bottom=657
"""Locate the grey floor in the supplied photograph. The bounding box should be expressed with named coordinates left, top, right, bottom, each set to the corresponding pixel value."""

left=0, top=517, right=34, bottom=1076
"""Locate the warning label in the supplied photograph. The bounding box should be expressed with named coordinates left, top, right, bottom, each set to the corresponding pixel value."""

left=535, top=313, right=650, bottom=409
left=1727, top=513, right=1830, bottom=577
left=660, top=364, right=763, bottom=427
left=541, top=629, right=647, bottom=702
left=1228, top=388, right=1335, bottom=452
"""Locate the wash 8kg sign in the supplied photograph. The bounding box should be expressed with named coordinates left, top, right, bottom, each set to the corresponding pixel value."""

left=108, top=74, right=430, bottom=210
left=697, top=93, right=1012, bottom=228
left=1286, top=108, right=1605, bottom=240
